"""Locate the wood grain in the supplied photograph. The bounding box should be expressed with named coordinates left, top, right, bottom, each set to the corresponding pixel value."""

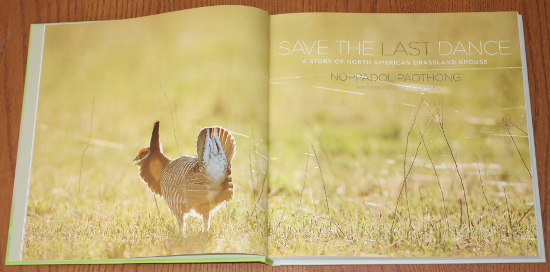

left=1, top=0, right=548, bottom=271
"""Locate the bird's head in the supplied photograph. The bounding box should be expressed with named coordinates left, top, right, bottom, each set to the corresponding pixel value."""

left=133, top=121, right=161, bottom=167
left=132, top=147, right=151, bottom=166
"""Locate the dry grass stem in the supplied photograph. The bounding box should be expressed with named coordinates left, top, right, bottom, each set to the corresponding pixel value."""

left=513, top=205, right=535, bottom=228
left=419, top=131, right=449, bottom=222
left=294, top=152, right=310, bottom=216
left=402, top=96, right=424, bottom=226
left=502, top=117, right=531, bottom=178
left=311, top=144, right=331, bottom=216
left=390, top=136, right=423, bottom=235
left=77, top=96, right=95, bottom=199
left=504, top=187, right=513, bottom=234
left=425, top=102, right=472, bottom=231
left=159, top=81, right=181, bottom=156
left=476, top=160, right=491, bottom=207
left=249, top=154, right=257, bottom=202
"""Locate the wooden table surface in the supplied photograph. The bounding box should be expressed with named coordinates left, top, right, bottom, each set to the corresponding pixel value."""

left=1, top=0, right=549, bottom=271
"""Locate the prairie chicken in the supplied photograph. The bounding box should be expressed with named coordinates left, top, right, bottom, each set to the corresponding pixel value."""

left=133, top=121, right=235, bottom=233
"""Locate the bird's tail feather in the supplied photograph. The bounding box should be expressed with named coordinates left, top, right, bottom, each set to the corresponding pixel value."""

left=197, top=127, right=236, bottom=164
left=150, top=121, right=161, bottom=152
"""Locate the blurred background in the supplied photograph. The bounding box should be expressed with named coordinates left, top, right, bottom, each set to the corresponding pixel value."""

left=24, top=6, right=269, bottom=260
left=268, top=12, right=538, bottom=257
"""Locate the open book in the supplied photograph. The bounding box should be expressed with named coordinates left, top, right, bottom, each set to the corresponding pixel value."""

left=5, top=5, right=545, bottom=266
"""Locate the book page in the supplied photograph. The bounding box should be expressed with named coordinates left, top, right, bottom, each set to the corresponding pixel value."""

left=268, top=12, right=543, bottom=260
left=10, top=5, right=269, bottom=262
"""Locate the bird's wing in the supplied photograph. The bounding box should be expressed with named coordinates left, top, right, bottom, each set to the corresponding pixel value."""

left=161, top=157, right=210, bottom=206
left=174, top=174, right=211, bottom=205
left=196, top=127, right=236, bottom=183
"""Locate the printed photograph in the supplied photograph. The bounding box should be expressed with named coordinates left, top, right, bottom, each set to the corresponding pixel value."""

left=18, top=7, right=540, bottom=262
left=23, top=6, right=269, bottom=260
left=268, top=12, right=539, bottom=257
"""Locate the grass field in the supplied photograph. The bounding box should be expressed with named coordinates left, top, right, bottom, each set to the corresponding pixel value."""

left=267, top=70, right=539, bottom=257
left=266, top=11, right=539, bottom=258
left=21, top=8, right=540, bottom=260
left=23, top=6, right=270, bottom=260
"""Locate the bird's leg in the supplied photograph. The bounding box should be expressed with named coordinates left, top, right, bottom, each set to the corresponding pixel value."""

left=202, top=212, right=211, bottom=232
left=177, top=215, right=183, bottom=233
left=181, top=216, right=188, bottom=235
left=176, top=211, right=188, bottom=235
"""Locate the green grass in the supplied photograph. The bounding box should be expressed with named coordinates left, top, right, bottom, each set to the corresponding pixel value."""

left=21, top=7, right=539, bottom=260
left=268, top=174, right=537, bottom=257
left=24, top=194, right=267, bottom=259
left=24, top=94, right=270, bottom=260
left=23, top=8, right=270, bottom=260
left=267, top=74, right=539, bottom=257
